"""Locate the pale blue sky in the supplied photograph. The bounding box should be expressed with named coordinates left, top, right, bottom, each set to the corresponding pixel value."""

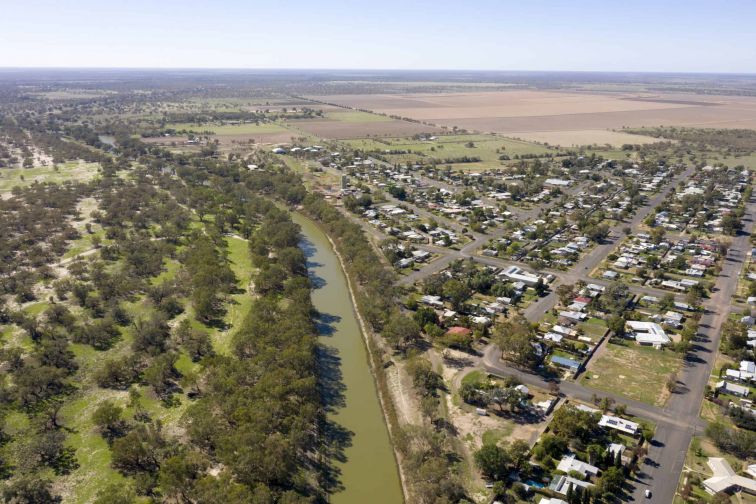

left=1, top=0, right=754, bottom=72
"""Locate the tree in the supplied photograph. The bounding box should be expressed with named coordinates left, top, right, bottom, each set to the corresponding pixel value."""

left=493, top=316, right=538, bottom=368
left=607, top=315, right=626, bottom=337
left=556, top=284, right=574, bottom=307
left=474, top=443, right=511, bottom=481
left=721, top=211, right=743, bottom=236
left=93, top=483, right=137, bottom=504
left=550, top=405, right=600, bottom=444
left=159, top=451, right=209, bottom=502
left=507, top=439, right=530, bottom=470
left=92, top=400, right=128, bottom=443
left=650, top=227, right=666, bottom=244
left=442, top=279, right=471, bottom=310
left=489, top=387, right=525, bottom=413
left=383, top=313, right=421, bottom=352
left=595, top=466, right=624, bottom=496
left=1, top=476, right=60, bottom=503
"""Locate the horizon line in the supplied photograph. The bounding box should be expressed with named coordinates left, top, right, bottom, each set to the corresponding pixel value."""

left=0, top=67, right=755, bottom=77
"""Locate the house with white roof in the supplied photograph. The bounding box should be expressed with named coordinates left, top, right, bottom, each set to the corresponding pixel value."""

left=703, top=458, right=756, bottom=495
left=598, top=415, right=640, bottom=436
left=716, top=380, right=750, bottom=397
left=557, top=454, right=599, bottom=478
left=626, top=321, right=671, bottom=348
left=549, top=475, right=593, bottom=496
left=500, top=265, right=541, bottom=287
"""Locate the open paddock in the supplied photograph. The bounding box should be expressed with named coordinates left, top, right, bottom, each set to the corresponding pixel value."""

left=506, top=129, right=664, bottom=147
left=308, top=90, right=756, bottom=147
left=293, top=119, right=440, bottom=139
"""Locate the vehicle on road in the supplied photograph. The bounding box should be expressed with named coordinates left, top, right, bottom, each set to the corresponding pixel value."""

left=645, top=489, right=652, bottom=498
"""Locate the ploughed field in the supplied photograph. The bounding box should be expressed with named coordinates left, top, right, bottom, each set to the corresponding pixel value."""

left=306, top=90, right=756, bottom=146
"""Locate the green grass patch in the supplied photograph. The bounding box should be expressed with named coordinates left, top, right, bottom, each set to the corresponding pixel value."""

left=461, top=370, right=486, bottom=387
left=482, top=426, right=515, bottom=446
left=0, top=162, right=100, bottom=193
left=209, top=236, right=256, bottom=355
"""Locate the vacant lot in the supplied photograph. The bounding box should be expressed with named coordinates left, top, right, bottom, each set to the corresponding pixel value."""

left=308, top=90, right=756, bottom=147
left=581, top=342, right=681, bottom=407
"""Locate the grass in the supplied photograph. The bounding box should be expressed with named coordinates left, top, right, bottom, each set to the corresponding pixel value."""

left=482, top=426, right=515, bottom=446
left=342, top=133, right=552, bottom=171
left=578, top=318, right=608, bottom=341
left=581, top=342, right=681, bottom=406
left=58, top=391, right=130, bottom=504
left=461, top=370, right=486, bottom=387
left=325, top=111, right=393, bottom=123
left=0, top=162, right=100, bottom=194
left=63, top=229, right=105, bottom=260
left=209, top=236, right=256, bottom=355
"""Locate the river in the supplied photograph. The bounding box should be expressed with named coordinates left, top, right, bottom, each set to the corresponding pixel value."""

left=293, top=213, right=403, bottom=504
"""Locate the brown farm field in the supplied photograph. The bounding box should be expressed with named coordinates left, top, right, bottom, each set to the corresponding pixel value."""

left=306, top=90, right=756, bottom=146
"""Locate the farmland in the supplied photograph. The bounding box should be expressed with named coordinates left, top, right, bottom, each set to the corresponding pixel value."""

left=307, top=90, right=756, bottom=147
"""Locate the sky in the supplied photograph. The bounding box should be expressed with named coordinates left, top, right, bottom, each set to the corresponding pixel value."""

left=1, top=0, right=755, bottom=73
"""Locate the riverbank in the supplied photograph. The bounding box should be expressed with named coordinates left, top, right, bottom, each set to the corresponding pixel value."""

left=293, top=213, right=408, bottom=503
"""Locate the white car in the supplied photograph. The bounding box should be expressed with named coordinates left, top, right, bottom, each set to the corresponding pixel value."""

left=645, top=489, right=652, bottom=498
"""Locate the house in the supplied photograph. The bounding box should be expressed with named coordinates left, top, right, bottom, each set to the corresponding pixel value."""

left=551, top=355, right=581, bottom=372
left=559, top=311, right=587, bottom=322
left=702, top=458, right=756, bottom=495
left=544, top=178, right=571, bottom=187
left=514, top=384, right=530, bottom=396
left=607, top=443, right=629, bottom=465
left=741, top=360, right=756, bottom=381
left=549, top=475, right=593, bottom=496
left=501, top=265, right=541, bottom=287
left=599, top=415, right=639, bottom=436
left=557, top=454, right=599, bottom=478
left=445, top=326, right=472, bottom=337
left=626, top=321, right=670, bottom=347
left=539, top=499, right=568, bottom=504
left=544, top=332, right=564, bottom=343
left=420, top=295, right=443, bottom=307
left=716, top=380, right=750, bottom=397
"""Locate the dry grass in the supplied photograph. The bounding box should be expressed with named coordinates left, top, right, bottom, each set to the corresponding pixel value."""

left=506, top=129, right=663, bottom=147
left=581, top=342, right=682, bottom=407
